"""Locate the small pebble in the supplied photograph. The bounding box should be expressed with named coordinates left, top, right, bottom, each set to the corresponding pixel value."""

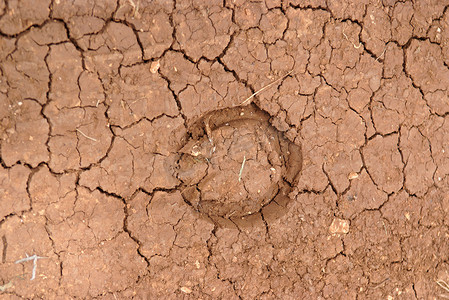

left=150, top=60, right=160, bottom=73
left=329, top=218, right=350, bottom=234
left=348, top=172, right=358, bottom=180
left=181, top=287, right=192, bottom=294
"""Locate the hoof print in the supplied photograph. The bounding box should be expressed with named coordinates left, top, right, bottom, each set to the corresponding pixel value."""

left=177, top=104, right=302, bottom=223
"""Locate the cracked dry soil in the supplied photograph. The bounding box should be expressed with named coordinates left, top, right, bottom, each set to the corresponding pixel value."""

left=1, top=0, right=449, bottom=299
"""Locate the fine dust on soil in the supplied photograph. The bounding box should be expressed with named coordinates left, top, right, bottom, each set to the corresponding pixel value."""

left=1, top=0, right=449, bottom=299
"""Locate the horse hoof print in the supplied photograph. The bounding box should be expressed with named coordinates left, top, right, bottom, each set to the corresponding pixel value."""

left=177, top=104, right=302, bottom=223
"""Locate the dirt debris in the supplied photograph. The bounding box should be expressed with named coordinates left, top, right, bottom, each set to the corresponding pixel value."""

left=1, top=0, right=449, bottom=298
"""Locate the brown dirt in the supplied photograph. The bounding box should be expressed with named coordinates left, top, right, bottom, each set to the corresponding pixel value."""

left=1, top=0, right=449, bottom=299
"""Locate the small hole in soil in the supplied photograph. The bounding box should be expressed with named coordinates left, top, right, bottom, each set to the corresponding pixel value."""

left=176, top=104, right=302, bottom=222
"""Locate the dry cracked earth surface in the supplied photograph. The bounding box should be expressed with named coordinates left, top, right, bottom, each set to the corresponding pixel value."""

left=1, top=0, right=449, bottom=299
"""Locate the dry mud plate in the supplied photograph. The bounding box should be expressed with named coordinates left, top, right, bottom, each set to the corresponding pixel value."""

left=1, top=0, right=449, bottom=299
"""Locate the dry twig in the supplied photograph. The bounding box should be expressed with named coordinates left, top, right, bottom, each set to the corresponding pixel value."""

left=238, top=155, right=246, bottom=182
left=241, top=70, right=294, bottom=105
left=342, top=29, right=362, bottom=49
left=76, top=128, right=97, bottom=142
left=15, top=254, right=47, bottom=280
